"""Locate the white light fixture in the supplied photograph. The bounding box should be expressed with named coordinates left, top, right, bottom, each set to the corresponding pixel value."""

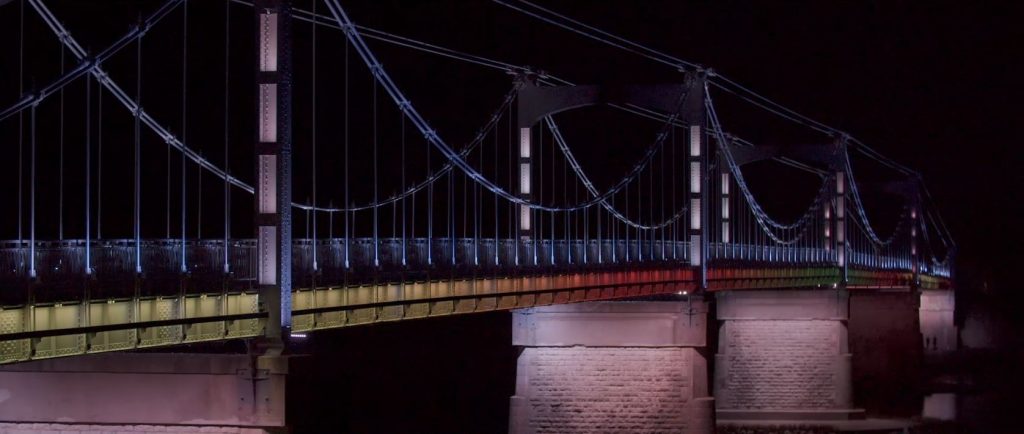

left=689, top=125, right=701, bottom=157
left=258, top=12, right=279, bottom=72
left=519, top=128, right=531, bottom=158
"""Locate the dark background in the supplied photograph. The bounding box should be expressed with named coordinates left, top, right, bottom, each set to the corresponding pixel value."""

left=1, top=1, right=1022, bottom=432
left=0, top=0, right=1018, bottom=293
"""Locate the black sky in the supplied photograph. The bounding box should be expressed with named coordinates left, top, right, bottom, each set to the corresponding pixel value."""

left=0, top=2, right=1021, bottom=433
left=0, top=0, right=1021, bottom=295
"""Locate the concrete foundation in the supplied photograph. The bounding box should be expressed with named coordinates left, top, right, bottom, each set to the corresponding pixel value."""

left=847, top=288, right=923, bottom=416
left=920, top=289, right=957, bottom=355
left=714, top=289, right=863, bottom=423
left=0, top=424, right=270, bottom=434
left=0, top=353, right=286, bottom=431
left=509, top=300, right=714, bottom=434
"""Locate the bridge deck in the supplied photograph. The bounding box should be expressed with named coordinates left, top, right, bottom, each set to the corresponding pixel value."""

left=0, top=238, right=949, bottom=364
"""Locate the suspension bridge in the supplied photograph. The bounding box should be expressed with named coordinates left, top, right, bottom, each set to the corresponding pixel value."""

left=0, top=0, right=954, bottom=368
left=0, top=1, right=961, bottom=432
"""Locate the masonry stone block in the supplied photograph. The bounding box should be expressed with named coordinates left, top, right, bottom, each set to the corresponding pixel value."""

left=919, top=289, right=957, bottom=355
left=0, top=424, right=272, bottom=434
left=714, top=289, right=862, bottom=422
left=509, top=301, right=713, bottom=434
left=0, top=353, right=287, bottom=428
left=847, top=288, right=923, bottom=416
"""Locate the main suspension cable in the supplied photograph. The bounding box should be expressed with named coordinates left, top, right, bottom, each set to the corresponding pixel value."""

left=494, top=0, right=924, bottom=180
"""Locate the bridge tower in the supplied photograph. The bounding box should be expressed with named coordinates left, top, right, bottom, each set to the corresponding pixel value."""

left=687, top=72, right=708, bottom=288
left=834, top=136, right=849, bottom=285
left=516, top=72, right=538, bottom=262
left=254, top=0, right=293, bottom=343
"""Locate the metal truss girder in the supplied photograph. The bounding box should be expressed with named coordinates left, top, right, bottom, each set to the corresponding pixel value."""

left=0, top=292, right=265, bottom=364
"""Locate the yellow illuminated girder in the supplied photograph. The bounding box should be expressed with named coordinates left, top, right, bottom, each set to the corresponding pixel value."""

left=0, top=294, right=265, bottom=364
left=0, top=267, right=947, bottom=364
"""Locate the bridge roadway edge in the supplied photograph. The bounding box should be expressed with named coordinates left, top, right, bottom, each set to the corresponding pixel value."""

left=0, top=265, right=871, bottom=363
left=0, top=265, right=946, bottom=364
left=0, top=352, right=288, bottom=432
left=0, top=284, right=955, bottom=432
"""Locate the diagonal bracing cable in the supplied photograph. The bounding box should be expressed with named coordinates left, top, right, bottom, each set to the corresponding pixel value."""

left=17, top=0, right=823, bottom=219
left=707, top=85, right=830, bottom=245
left=0, top=0, right=184, bottom=123
left=233, top=0, right=834, bottom=201
left=28, top=0, right=253, bottom=198
left=26, top=0, right=519, bottom=215
left=545, top=117, right=686, bottom=230
left=493, top=0, right=929, bottom=182
left=324, top=0, right=693, bottom=214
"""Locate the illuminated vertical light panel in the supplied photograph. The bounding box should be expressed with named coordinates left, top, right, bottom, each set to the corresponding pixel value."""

left=687, top=124, right=704, bottom=271
left=721, top=171, right=730, bottom=243
left=519, top=127, right=532, bottom=235
left=258, top=13, right=278, bottom=72
left=690, top=234, right=701, bottom=266
left=689, top=125, right=701, bottom=157
left=690, top=162, right=702, bottom=193
left=254, top=1, right=292, bottom=336
left=520, top=127, right=531, bottom=158
left=911, top=206, right=919, bottom=275
left=520, top=163, right=531, bottom=195
left=258, top=226, right=277, bottom=285
left=519, top=205, right=531, bottom=231
left=690, top=198, right=701, bottom=230
left=824, top=206, right=831, bottom=251
left=259, top=84, right=277, bottom=142
left=835, top=171, right=846, bottom=271
left=258, top=155, right=277, bottom=214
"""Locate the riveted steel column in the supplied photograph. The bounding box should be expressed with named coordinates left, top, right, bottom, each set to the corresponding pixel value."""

left=688, top=123, right=707, bottom=287
left=685, top=75, right=708, bottom=288
left=720, top=170, right=730, bottom=246
left=687, top=118, right=709, bottom=287
left=824, top=194, right=832, bottom=256
left=518, top=127, right=532, bottom=238
left=835, top=170, right=847, bottom=284
left=516, top=77, right=536, bottom=267
left=254, top=0, right=292, bottom=339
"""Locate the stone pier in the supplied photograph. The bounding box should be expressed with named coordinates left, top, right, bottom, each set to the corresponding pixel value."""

left=0, top=353, right=287, bottom=433
left=920, top=289, right=957, bottom=355
left=714, top=289, right=863, bottom=424
left=847, top=288, right=923, bottom=416
left=508, top=300, right=714, bottom=434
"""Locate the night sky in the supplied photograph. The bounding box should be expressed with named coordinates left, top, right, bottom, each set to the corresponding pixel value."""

left=344, top=0, right=1022, bottom=297
left=0, top=1, right=1022, bottom=431
left=1, top=1, right=1019, bottom=295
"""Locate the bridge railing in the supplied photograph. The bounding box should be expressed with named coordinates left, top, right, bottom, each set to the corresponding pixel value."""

left=920, top=262, right=951, bottom=278
left=848, top=251, right=913, bottom=272
left=708, top=243, right=838, bottom=266
left=0, top=236, right=948, bottom=307
left=0, top=240, right=259, bottom=304
left=290, top=238, right=691, bottom=277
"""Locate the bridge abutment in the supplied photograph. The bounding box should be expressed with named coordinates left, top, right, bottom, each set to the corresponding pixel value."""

left=848, top=288, right=923, bottom=417
left=713, top=289, right=863, bottom=424
left=0, top=353, right=287, bottom=432
left=508, top=300, right=714, bottom=434
left=920, top=289, right=957, bottom=356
